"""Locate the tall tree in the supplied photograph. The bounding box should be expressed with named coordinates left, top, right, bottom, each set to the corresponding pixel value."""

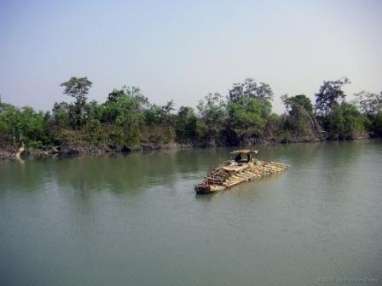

left=107, top=86, right=148, bottom=106
left=197, top=92, right=226, bottom=143
left=315, top=78, right=350, bottom=116
left=144, top=100, right=174, bottom=126
left=354, top=91, right=382, bottom=116
left=107, top=89, right=125, bottom=103
left=175, top=106, right=197, bottom=143
left=282, top=94, right=313, bottom=116
left=326, top=102, right=365, bottom=140
left=281, top=94, right=321, bottom=140
left=60, top=76, right=92, bottom=128
left=229, top=78, right=273, bottom=103
left=52, top=102, right=70, bottom=128
left=226, top=79, right=273, bottom=142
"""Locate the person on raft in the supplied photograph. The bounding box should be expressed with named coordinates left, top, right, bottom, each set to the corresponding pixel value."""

left=234, top=153, right=250, bottom=163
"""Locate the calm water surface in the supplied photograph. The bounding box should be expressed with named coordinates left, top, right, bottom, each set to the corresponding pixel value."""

left=1, top=141, right=382, bottom=286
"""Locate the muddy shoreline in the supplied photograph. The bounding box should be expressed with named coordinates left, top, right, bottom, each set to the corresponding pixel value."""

left=1, top=135, right=374, bottom=161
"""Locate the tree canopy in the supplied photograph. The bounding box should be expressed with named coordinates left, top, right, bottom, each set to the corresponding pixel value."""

left=60, top=77, right=93, bottom=128
left=229, top=78, right=273, bottom=103
left=315, top=78, right=350, bottom=116
left=1, top=76, right=380, bottom=153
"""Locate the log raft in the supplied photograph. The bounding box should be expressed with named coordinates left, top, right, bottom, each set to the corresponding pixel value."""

left=195, top=149, right=288, bottom=194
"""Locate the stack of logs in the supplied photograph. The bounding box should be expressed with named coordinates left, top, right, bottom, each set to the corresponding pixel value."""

left=205, top=161, right=287, bottom=188
left=206, top=168, right=232, bottom=185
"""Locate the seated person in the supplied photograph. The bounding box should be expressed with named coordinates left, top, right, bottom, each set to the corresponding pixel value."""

left=234, top=153, right=250, bottom=163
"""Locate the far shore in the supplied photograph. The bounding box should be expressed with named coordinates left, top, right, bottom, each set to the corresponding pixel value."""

left=1, top=136, right=377, bottom=162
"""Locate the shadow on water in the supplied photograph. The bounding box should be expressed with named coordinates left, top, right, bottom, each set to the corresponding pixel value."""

left=0, top=160, right=53, bottom=194
left=51, top=149, right=233, bottom=194
left=0, top=141, right=376, bottom=197
left=0, top=148, right=235, bottom=196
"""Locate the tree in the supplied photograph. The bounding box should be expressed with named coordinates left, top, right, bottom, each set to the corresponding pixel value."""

left=354, top=91, right=382, bottom=116
left=18, top=107, right=50, bottom=147
left=0, top=103, right=20, bottom=144
left=375, top=111, right=382, bottom=136
left=144, top=100, right=175, bottom=127
left=84, top=100, right=103, bottom=122
left=282, top=94, right=313, bottom=115
left=226, top=79, right=273, bottom=144
left=107, top=86, right=148, bottom=106
left=102, top=86, right=148, bottom=146
left=52, top=102, right=70, bottom=128
left=60, top=76, right=92, bottom=128
left=107, top=89, right=126, bottom=103
left=327, top=102, right=365, bottom=140
left=229, top=78, right=273, bottom=103
left=315, top=78, right=350, bottom=116
left=197, top=93, right=226, bottom=143
left=281, top=94, right=320, bottom=140
left=354, top=90, right=382, bottom=136
left=0, top=103, right=51, bottom=146
left=227, top=97, right=271, bottom=136
left=175, top=106, right=197, bottom=143
left=124, top=86, right=148, bottom=109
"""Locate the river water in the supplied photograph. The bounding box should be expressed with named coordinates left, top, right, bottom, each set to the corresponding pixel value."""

left=1, top=141, right=382, bottom=286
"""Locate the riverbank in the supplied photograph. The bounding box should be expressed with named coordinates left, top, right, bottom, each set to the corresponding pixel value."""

left=2, top=79, right=380, bottom=163
left=1, top=133, right=374, bottom=161
left=0, top=142, right=194, bottom=161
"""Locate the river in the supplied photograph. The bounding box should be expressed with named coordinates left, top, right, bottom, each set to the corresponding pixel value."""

left=1, top=141, right=382, bottom=286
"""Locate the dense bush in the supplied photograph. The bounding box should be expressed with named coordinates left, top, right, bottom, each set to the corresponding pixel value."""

left=0, top=102, right=50, bottom=147
left=326, top=103, right=366, bottom=140
left=280, top=94, right=321, bottom=142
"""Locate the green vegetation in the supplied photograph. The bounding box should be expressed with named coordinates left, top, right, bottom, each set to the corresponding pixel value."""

left=280, top=94, right=321, bottom=142
left=314, top=78, right=369, bottom=140
left=0, top=77, right=381, bottom=155
left=226, top=79, right=273, bottom=145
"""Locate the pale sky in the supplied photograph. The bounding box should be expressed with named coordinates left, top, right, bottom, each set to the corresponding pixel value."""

left=1, top=0, right=381, bottom=113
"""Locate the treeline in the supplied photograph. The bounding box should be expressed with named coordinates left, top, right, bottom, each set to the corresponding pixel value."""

left=0, top=77, right=381, bottom=155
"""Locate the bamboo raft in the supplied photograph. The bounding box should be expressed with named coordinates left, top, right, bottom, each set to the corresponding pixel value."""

left=195, top=149, right=288, bottom=194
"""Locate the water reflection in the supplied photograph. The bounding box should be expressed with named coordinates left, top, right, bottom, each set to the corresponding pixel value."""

left=0, top=160, right=52, bottom=193
left=0, top=149, right=230, bottom=196
left=0, top=141, right=372, bottom=196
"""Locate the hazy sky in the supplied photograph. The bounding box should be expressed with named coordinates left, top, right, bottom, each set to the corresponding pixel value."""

left=1, top=0, right=381, bottom=113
